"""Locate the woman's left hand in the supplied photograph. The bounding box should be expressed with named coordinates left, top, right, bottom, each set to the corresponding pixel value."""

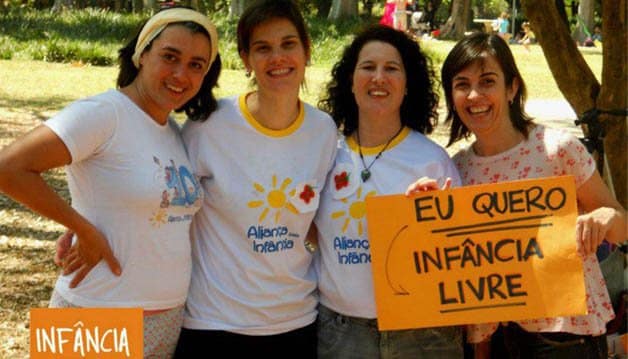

left=576, top=207, right=618, bottom=256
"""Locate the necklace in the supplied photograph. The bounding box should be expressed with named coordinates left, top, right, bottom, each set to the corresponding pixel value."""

left=356, top=126, right=404, bottom=182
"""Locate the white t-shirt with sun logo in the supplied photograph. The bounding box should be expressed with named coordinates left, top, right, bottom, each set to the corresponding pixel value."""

left=181, top=94, right=337, bottom=334
left=314, top=128, right=460, bottom=319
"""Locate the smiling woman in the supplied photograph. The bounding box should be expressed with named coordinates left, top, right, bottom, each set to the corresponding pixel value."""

left=0, top=7, right=222, bottom=357
left=314, top=25, right=463, bottom=359
left=173, top=1, right=337, bottom=357
left=441, top=32, right=625, bottom=359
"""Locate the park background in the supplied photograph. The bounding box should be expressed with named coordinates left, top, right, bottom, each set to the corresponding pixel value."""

left=0, top=0, right=620, bottom=357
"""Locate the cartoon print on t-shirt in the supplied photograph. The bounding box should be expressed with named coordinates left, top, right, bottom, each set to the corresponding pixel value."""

left=163, top=159, right=200, bottom=207
left=150, top=156, right=201, bottom=227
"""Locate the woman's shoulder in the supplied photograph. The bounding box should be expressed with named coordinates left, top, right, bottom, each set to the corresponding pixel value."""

left=531, top=124, right=580, bottom=145
left=71, top=89, right=120, bottom=107
left=185, top=95, right=240, bottom=124
left=55, top=90, right=122, bottom=121
left=451, top=142, right=474, bottom=162
left=302, top=100, right=328, bottom=117
left=302, top=102, right=337, bottom=130
left=407, top=130, right=450, bottom=155
left=216, top=95, right=239, bottom=110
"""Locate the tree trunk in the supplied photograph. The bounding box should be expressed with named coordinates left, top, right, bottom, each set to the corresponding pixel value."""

left=523, top=0, right=627, bottom=207
left=555, top=0, right=570, bottom=30
left=315, top=0, right=332, bottom=18
left=328, top=0, right=358, bottom=20
left=597, top=0, right=627, bottom=205
left=144, top=0, right=157, bottom=13
left=189, top=0, right=200, bottom=11
left=580, top=0, right=595, bottom=30
left=573, top=0, right=596, bottom=43
left=440, top=0, right=470, bottom=40
left=132, top=0, right=143, bottom=13
left=51, top=0, right=74, bottom=11
left=429, top=0, right=442, bottom=28
left=230, top=0, right=253, bottom=18
left=362, top=0, right=373, bottom=16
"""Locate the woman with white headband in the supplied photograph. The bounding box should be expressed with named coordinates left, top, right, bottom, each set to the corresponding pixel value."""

left=0, top=7, right=221, bottom=357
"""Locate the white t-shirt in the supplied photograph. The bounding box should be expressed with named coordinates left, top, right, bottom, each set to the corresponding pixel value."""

left=45, top=90, right=201, bottom=310
left=314, top=128, right=461, bottom=318
left=182, top=95, right=338, bottom=335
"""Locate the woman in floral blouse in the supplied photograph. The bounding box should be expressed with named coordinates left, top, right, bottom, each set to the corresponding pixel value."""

left=440, top=32, right=626, bottom=359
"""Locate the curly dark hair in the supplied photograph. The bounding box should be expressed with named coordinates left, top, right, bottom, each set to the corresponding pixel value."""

left=117, top=9, right=221, bottom=122
left=441, top=32, right=533, bottom=146
left=318, top=25, right=439, bottom=136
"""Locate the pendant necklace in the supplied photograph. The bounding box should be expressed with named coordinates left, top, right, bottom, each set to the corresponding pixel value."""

left=356, top=126, right=404, bottom=182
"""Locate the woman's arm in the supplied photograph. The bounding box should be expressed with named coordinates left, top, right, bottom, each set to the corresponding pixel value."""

left=0, top=125, right=120, bottom=286
left=575, top=170, right=626, bottom=255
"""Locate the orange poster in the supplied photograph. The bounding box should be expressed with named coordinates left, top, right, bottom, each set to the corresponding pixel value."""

left=30, top=308, right=143, bottom=358
left=365, top=176, right=586, bottom=330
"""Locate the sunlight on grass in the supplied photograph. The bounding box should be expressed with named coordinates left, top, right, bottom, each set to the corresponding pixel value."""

left=420, top=40, right=603, bottom=100
left=0, top=43, right=603, bottom=115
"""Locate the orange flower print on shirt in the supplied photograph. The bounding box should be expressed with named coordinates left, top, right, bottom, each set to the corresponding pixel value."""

left=299, top=185, right=315, bottom=204
left=334, top=171, right=350, bottom=190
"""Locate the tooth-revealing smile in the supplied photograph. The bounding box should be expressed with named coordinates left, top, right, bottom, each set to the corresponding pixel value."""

left=368, top=89, right=389, bottom=97
left=469, top=105, right=490, bottom=114
left=269, top=68, right=291, bottom=76
left=166, top=84, right=184, bottom=93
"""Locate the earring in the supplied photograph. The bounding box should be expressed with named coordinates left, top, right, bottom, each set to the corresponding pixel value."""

left=508, top=99, right=513, bottom=105
left=404, top=88, right=408, bottom=96
left=245, top=69, right=251, bottom=78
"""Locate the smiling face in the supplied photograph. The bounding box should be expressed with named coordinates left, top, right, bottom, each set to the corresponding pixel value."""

left=451, top=54, right=519, bottom=139
left=351, top=40, right=406, bottom=121
left=134, top=24, right=211, bottom=123
left=240, top=18, right=308, bottom=96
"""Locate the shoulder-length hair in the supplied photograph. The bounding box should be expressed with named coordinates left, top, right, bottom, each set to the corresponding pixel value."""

left=441, top=32, right=533, bottom=146
left=319, top=25, right=439, bottom=136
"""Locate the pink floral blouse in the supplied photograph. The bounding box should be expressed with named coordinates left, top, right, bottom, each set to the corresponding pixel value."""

left=453, top=125, right=615, bottom=343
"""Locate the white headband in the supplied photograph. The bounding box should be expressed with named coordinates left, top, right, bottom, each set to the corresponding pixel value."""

left=132, top=8, right=218, bottom=73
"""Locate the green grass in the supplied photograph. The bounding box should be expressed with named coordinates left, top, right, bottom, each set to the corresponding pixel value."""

left=0, top=39, right=603, bottom=122
left=0, top=60, right=331, bottom=116
left=0, top=8, right=376, bottom=68
left=0, top=8, right=603, bottom=103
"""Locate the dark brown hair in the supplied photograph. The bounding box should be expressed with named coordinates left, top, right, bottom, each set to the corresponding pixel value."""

left=441, top=32, right=533, bottom=146
left=319, top=25, right=438, bottom=136
left=117, top=8, right=221, bottom=121
left=236, top=0, right=311, bottom=58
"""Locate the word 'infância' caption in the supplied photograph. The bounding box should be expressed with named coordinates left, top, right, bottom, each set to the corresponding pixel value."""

left=34, top=321, right=130, bottom=357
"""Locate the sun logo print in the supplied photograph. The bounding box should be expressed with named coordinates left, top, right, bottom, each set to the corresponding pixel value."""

left=248, top=175, right=298, bottom=223
left=149, top=208, right=168, bottom=227
left=331, top=187, right=376, bottom=236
